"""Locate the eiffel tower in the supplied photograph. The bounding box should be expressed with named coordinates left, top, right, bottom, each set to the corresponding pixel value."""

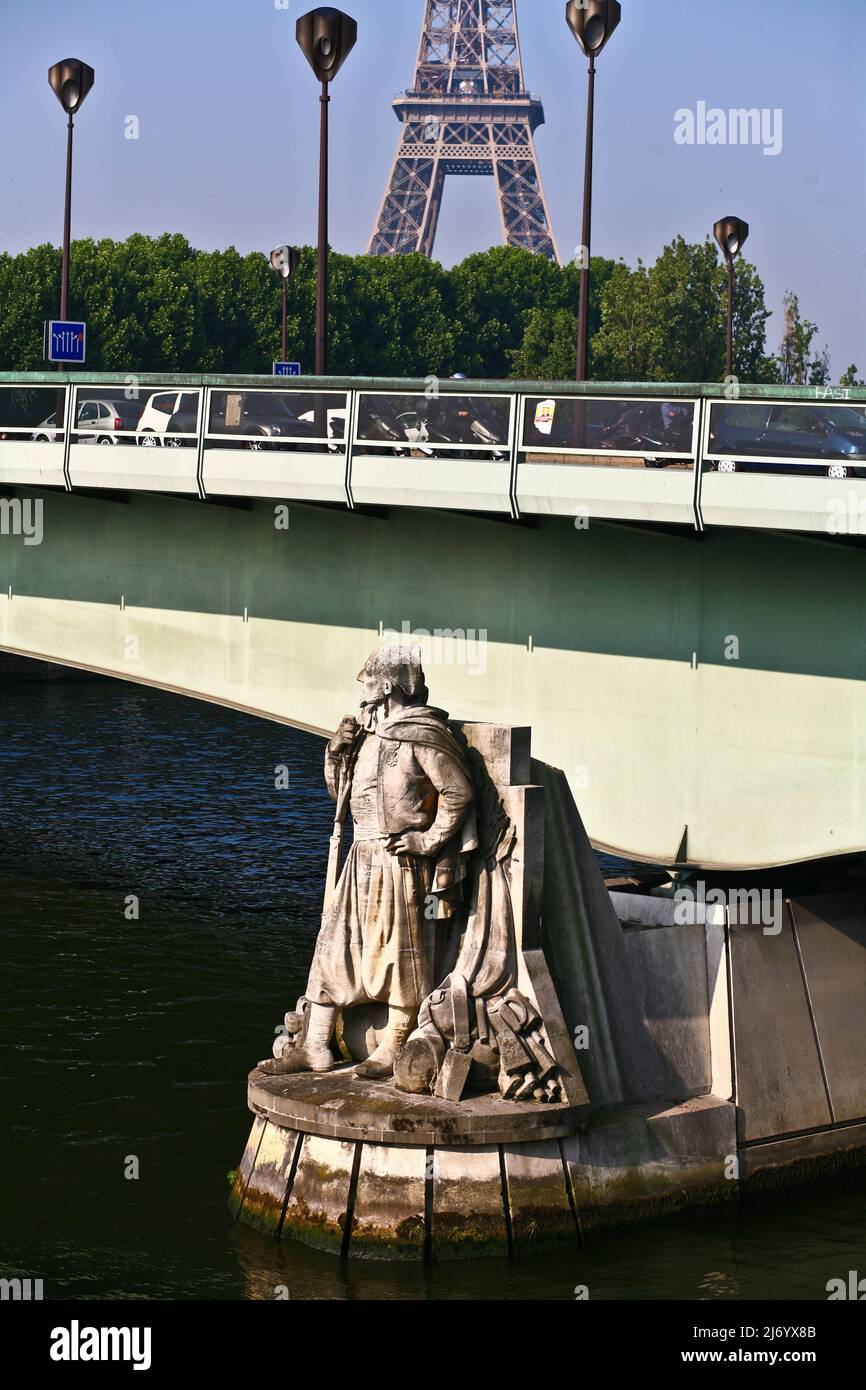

left=368, top=0, right=560, bottom=263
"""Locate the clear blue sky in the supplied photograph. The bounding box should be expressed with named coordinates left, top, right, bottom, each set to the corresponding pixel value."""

left=1, top=0, right=864, bottom=374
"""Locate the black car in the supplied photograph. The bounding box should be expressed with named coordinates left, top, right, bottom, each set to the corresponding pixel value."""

left=206, top=392, right=319, bottom=450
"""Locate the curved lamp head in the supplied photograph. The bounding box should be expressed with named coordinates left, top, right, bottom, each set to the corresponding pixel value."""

left=270, top=245, right=301, bottom=281
left=714, top=215, right=750, bottom=260
left=48, top=58, right=95, bottom=115
left=296, top=7, right=357, bottom=83
left=566, top=0, right=622, bottom=58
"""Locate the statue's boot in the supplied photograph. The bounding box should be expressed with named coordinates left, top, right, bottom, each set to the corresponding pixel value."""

left=258, top=1003, right=337, bottom=1075
left=353, top=1006, right=415, bottom=1080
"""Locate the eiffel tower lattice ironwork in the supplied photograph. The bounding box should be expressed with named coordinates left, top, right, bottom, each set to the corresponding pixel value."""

left=368, top=0, right=560, bottom=263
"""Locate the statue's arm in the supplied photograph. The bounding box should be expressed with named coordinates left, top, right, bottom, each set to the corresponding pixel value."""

left=324, top=745, right=340, bottom=802
left=404, top=746, right=474, bottom=857
left=324, top=716, right=360, bottom=802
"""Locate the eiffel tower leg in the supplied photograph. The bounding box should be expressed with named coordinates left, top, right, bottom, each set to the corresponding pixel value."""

left=367, top=149, right=444, bottom=257
left=419, top=163, right=445, bottom=258
left=494, top=141, right=560, bottom=264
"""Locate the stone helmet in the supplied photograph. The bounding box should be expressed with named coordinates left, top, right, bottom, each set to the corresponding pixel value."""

left=357, top=645, right=428, bottom=706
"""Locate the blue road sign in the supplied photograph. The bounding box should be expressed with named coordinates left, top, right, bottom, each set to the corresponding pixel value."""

left=44, top=320, right=87, bottom=364
left=273, top=361, right=301, bottom=377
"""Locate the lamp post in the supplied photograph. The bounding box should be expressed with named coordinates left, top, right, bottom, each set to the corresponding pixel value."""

left=48, top=59, right=95, bottom=321
left=270, top=245, right=301, bottom=362
left=296, top=8, right=357, bottom=377
left=714, top=216, right=750, bottom=380
left=565, top=1, right=620, bottom=382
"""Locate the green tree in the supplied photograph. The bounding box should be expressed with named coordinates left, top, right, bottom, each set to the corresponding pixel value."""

left=730, top=259, right=779, bottom=383
left=591, top=259, right=655, bottom=380
left=0, top=233, right=837, bottom=389
left=326, top=252, right=455, bottom=376
left=0, top=244, right=61, bottom=369
left=448, top=245, right=563, bottom=378
left=807, top=345, right=831, bottom=387
left=191, top=247, right=272, bottom=372
left=776, top=290, right=826, bottom=386
left=839, top=364, right=864, bottom=388
left=645, top=236, right=723, bottom=380
left=510, top=306, right=578, bottom=380
left=509, top=254, right=615, bottom=380
left=79, top=234, right=198, bottom=370
left=591, top=237, right=774, bottom=383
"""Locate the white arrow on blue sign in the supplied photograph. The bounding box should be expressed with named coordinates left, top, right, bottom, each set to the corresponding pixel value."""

left=273, top=362, right=301, bottom=377
left=44, top=320, right=87, bottom=364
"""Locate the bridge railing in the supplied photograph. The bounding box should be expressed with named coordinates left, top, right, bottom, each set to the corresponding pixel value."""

left=1, top=375, right=864, bottom=534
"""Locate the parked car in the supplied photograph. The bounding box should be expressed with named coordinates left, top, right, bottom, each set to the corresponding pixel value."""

left=32, top=398, right=138, bottom=445
left=708, top=403, right=866, bottom=477
left=162, top=394, right=203, bottom=447
left=207, top=392, right=318, bottom=450
left=137, top=392, right=200, bottom=447
left=297, top=403, right=347, bottom=451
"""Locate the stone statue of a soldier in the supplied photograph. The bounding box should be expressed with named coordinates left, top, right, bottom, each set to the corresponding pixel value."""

left=268, top=646, right=476, bottom=1081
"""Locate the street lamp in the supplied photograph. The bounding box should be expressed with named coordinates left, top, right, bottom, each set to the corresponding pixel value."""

left=714, top=215, right=750, bottom=379
left=566, top=1, right=621, bottom=382
left=48, top=59, right=95, bottom=321
left=270, top=245, right=301, bottom=363
left=296, top=7, right=357, bottom=376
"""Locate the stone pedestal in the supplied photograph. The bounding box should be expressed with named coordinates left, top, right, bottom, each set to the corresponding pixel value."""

left=230, top=1065, right=588, bottom=1259
left=229, top=1069, right=736, bottom=1260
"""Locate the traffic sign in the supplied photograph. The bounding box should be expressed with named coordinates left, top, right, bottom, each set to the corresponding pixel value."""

left=273, top=361, right=301, bottom=377
left=44, top=320, right=87, bottom=364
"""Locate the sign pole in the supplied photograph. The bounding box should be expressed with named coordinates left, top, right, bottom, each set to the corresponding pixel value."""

left=60, top=112, right=74, bottom=321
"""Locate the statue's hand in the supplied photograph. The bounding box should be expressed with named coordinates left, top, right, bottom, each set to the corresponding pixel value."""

left=329, top=715, right=359, bottom=754
left=387, top=831, right=435, bottom=857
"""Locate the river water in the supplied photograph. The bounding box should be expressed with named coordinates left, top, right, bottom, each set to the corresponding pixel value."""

left=1, top=676, right=864, bottom=1301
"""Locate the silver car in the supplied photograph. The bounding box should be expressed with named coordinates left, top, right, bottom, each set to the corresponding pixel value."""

left=31, top=399, right=131, bottom=445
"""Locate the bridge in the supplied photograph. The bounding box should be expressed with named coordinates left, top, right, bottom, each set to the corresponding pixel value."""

left=1, top=371, right=865, bottom=873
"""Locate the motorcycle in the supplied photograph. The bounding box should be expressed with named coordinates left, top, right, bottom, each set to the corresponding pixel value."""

left=356, top=397, right=407, bottom=455
left=600, top=409, right=692, bottom=468
left=464, top=398, right=509, bottom=460
left=398, top=396, right=509, bottom=460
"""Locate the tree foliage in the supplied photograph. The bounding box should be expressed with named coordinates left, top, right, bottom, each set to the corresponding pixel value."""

left=775, top=290, right=835, bottom=386
left=0, top=233, right=843, bottom=387
left=592, top=236, right=776, bottom=383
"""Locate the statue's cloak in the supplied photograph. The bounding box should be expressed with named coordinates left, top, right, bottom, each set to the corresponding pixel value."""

left=376, top=706, right=478, bottom=922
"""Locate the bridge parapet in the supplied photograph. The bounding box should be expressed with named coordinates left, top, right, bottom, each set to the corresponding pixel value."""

left=1, top=374, right=865, bottom=536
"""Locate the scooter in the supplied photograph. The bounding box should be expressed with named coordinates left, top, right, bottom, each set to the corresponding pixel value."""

left=600, top=420, right=690, bottom=469
left=399, top=396, right=509, bottom=460
left=396, top=400, right=452, bottom=457
left=356, top=398, right=406, bottom=454
left=465, top=399, right=509, bottom=460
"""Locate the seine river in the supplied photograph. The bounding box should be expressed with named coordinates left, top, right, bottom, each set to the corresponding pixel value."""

left=1, top=674, right=864, bottom=1301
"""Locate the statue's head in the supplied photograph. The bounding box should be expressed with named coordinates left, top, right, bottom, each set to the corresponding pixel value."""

left=357, top=645, right=428, bottom=714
